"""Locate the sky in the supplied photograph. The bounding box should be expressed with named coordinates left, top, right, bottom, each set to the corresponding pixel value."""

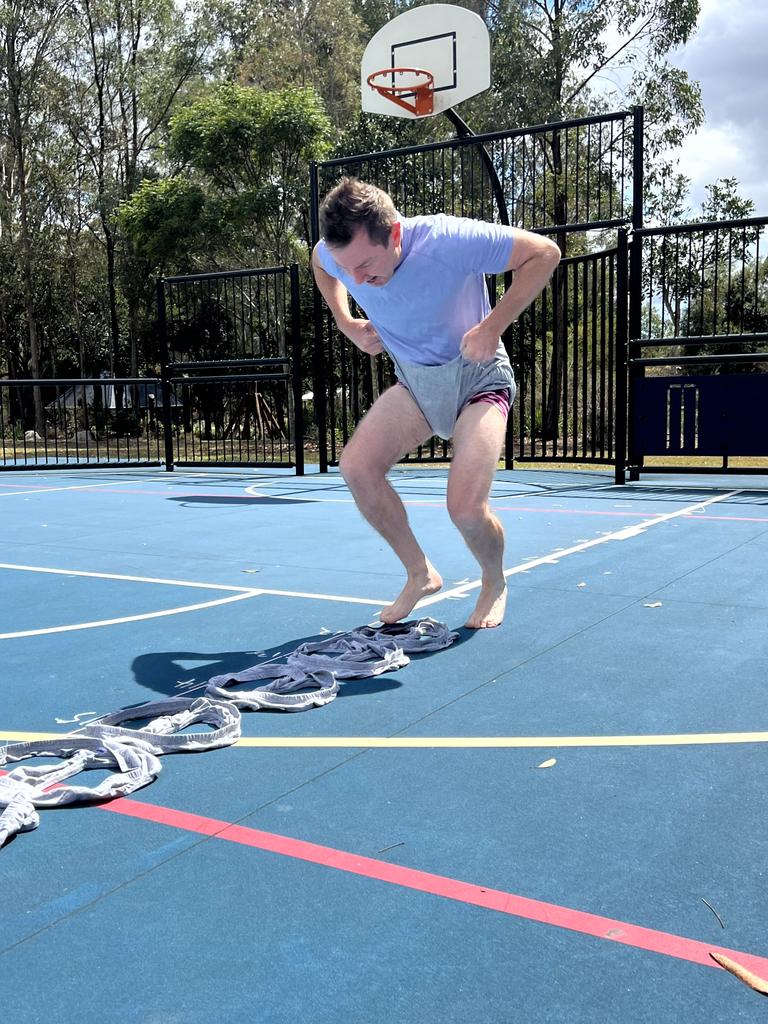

left=670, top=0, right=768, bottom=215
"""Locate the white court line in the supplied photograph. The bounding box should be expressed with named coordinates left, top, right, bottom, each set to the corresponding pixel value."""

left=0, top=563, right=389, bottom=605
left=0, top=562, right=256, bottom=592
left=245, top=483, right=359, bottom=503
left=0, top=479, right=134, bottom=497
left=418, top=489, right=742, bottom=608
left=253, top=587, right=388, bottom=607
left=0, top=488, right=744, bottom=634
left=242, top=482, right=620, bottom=505
left=0, top=590, right=261, bottom=640
left=0, top=561, right=390, bottom=639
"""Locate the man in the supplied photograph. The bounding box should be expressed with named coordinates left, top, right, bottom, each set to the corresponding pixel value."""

left=312, top=177, right=560, bottom=629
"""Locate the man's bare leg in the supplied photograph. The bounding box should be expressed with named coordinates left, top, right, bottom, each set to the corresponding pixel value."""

left=339, top=386, right=442, bottom=623
left=447, top=401, right=508, bottom=628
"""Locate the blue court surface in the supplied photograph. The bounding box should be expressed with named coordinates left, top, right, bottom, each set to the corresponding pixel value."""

left=2, top=465, right=768, bottom=1023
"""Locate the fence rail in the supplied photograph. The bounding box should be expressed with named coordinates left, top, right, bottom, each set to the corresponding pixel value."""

left=157, top=264, right=305, bottom=472
left=317, top=109, right=641, bottom=234
left=513, top=247, right=619, bottom=464
left=165, top=360, right=301, bottom=470
left=0, top=377, right=166, bottom=469
left=622, top=216, right=768, bottom=478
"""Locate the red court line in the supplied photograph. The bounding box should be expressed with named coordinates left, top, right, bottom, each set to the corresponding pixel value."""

left=101, top=795, right=768, bottom=976
left=5, top=481, right=764, bottom=522
left=491, top=505, right=656, bottom=518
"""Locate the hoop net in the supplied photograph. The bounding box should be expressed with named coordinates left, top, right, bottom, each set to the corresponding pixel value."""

left=366, top=67, right=435, bottom=117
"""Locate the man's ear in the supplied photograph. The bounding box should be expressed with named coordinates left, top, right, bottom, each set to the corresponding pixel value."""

left=391, top=221, right=402, bottom=246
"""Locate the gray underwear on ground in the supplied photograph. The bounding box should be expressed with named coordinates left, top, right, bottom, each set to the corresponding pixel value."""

left=0, top=735, right=163, bottom=847
left=205, top=664, right=340, bottom=712
left=78, top=696, right=242, bottom=753
left=1, top=620, right=458, bottom=846
left=204, top=618, right=458, bottom=713
left=354, top=618, right=459, bottom=653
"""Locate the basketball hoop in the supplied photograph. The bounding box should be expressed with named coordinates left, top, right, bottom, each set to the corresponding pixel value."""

left=367, top=67, right=435, bottom=117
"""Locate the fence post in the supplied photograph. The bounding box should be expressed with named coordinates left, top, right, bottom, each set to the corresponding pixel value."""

left=626, top=228, right=645, bottom=480
left=309, top=161, right=329, bottom=473
left=156, top=278, right=174, bottom=472
left=289, top=263, right=305, bottom=475
left=632, top=106, right=644, bottom=232
left=614, top=229, right=629, bottom=485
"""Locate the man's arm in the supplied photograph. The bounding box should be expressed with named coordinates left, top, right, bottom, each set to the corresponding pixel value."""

left=460, top=229, right=561, bottom=362
left=311, top=244, right=383, bottom=356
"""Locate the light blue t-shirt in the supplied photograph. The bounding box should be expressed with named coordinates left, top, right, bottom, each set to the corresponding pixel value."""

left=317, top=213, right=515, bottom=366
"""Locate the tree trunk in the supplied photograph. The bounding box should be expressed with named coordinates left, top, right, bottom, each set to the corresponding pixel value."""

left=5, top=23, right=44, bottom=433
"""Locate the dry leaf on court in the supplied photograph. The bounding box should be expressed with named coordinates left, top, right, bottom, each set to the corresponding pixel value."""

left=644, top=602, right=663, bottom=608
left=536, top=758, right=557, bottom=769
left=710, top=952, right=768, bottom=995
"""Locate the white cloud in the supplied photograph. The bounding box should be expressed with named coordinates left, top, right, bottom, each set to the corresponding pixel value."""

left=671, top=0, right=768, bottom=213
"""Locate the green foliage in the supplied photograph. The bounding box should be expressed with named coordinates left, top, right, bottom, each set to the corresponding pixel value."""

left=165, top=82, right=332, bottom=264
left=119, top=177, right=208, bottom=269
left=0, top=0, right=761, bottom=395
left=700, top=178, right=755, bottom=222
left=485, top=0, right=704, bottom=228
left=170, top=83, right=331, bottom=190
left=640, top=179, right=766, bottom=374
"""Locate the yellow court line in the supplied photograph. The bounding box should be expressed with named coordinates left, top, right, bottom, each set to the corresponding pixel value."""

left=3, top=732, right=768, bottom=747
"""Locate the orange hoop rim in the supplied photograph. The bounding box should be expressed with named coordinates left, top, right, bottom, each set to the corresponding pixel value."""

left=366, top=66, right=435, bottom=97
left=366, top=67, right=435, bottom=116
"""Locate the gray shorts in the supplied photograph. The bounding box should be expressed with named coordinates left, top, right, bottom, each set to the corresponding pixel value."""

left=390, top=342, right=516, bottom=439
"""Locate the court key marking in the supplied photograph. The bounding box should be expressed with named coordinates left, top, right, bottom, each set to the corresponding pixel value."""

left=0, top=488, right=744, bottom=637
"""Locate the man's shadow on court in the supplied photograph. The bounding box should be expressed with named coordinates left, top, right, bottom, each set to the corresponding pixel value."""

left=130, top=626, right=478, bottom=707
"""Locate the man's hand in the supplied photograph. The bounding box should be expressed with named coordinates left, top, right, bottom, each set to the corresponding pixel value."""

left=460, top=322, right=499, bottom=364
left=340, top=318, right=384, bottom=356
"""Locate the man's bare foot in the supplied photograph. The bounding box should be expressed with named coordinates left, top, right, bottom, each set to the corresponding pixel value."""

left=465, top=579, right=507, bottom=629
left=379, top=565, right=443, bottom=624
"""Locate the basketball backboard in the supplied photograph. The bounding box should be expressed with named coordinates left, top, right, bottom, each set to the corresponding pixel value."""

left=361, top=4, right=490, bottom=119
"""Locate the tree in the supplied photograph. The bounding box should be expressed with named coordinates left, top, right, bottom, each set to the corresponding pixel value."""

left=1, top=0, right=68, bottom=431
left=640, top=177, right=765, bottom=374
left=168, top=82, right=332, bottom=262
left=203, top=0, right=366, bottom=130
left=60, top=0, right=208, bottom=376
left=118, top=176, right=208, bottom=271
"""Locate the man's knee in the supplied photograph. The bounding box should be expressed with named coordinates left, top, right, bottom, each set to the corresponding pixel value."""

left=339, top=444, right=382, bottom=491
left=339, top=446, right=361, bottom=485
left=447, top=492, right=488, bottom=532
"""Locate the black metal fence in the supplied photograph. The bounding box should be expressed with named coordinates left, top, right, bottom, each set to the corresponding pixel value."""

left=7, top=111, right=765, bottom=481
left=621, top=216, right=768, bottom=478
left=0, top=377, right=166, bottom=469
left=2, top=265, right=305, bottom=472
left=513, top=246, right=621, bottom=464
left=158, top=265, right=304, bottom=472
left=310, top=108, right=643, bottom=469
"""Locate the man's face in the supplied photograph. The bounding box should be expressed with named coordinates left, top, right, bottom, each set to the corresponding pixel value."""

left=330, top=221, right=402, bottom=287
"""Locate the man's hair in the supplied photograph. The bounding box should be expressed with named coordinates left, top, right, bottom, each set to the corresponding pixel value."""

left=319, top=177, right=397, bottom=248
